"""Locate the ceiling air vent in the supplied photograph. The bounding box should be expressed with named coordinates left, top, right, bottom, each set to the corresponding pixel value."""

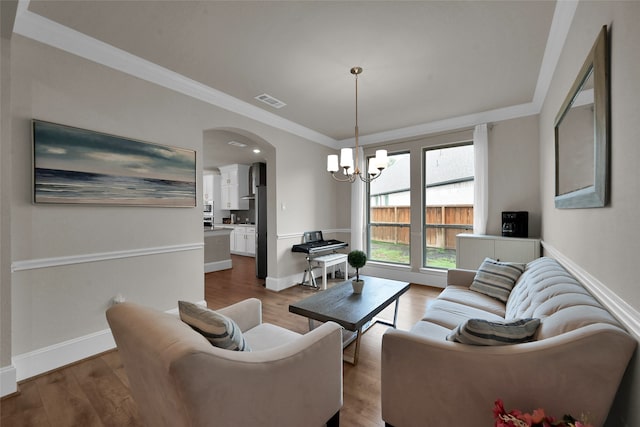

left=255, top=93, right=286, bottom=109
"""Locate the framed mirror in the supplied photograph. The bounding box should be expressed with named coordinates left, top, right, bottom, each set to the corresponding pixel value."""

left=554, top=25, right=609, bottom=209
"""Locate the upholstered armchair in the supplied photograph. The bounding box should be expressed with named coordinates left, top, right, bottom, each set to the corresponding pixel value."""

left=106, top=298, right=343, bottom=427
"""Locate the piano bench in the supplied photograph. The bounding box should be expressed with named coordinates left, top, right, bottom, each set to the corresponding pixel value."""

left=312, top=253, right=348, bottom=290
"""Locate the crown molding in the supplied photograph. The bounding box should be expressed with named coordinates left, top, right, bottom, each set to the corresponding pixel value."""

left=340, top=101, right=540, bottom=146
left=532, top=0, right=579, bottom=109
left=12, top=3, right=336, bottom=148
left=13, top=0, right=576, bottom=150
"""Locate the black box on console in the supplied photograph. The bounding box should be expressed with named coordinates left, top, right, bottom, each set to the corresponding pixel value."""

left=502, top=211, right=528, bottom=238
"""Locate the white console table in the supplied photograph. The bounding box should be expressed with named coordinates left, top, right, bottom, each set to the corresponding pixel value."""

left=456, top=233, right=541, bottom=270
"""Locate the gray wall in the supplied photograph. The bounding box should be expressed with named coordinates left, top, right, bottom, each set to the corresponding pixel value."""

left=539, top=2, right=640, bottom=426
left=487, top=115, right=541, bottom=237
left=3, top=34, right=340, bottom=383
left=1, top=36, right=13, bottom=374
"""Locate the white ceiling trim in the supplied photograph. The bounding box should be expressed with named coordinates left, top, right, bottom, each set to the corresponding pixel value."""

left=12, top=2, right=336, bottom=148
left=342, top=101, right=540, bottom=147
left=532, top=0, right=579, bottom=109
left=13, top=0, right=576, bottom=151
left=341, top=0, right=579, bottom=147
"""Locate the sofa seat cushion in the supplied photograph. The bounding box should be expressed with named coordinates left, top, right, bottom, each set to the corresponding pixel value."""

left=243, top=323, right=302, bottom=351
left=422, top=299, right=503, bottom=330
left=410, top=320, right=452, bottom=341
left=438, top=285, right=506, bottom=317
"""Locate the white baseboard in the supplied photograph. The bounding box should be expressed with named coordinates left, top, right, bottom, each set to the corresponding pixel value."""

left=13, top=329, right=116, bottom=382
left=265, top=274, right=300, bottom=292
left=363, top=263, right=447, bottom=288
left=13, top=329, right=116, bottom=381
left=542, top=242, right=640, bottom=340
left=264, top=264, right=447, bottom=292
left=10, top=300, right=207, bottom=385
left=0, top=365, right=17, bottom=397
left=204, top=259, right=232, bottom=273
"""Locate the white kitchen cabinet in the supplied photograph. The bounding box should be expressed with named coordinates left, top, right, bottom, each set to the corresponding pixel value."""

left=456, top=234, right=540, bottom=270
left=231, top=226, right=255, bottom=257
left=219, top=164, right=249, bottom=210
left=203, top=173, right=214, bottom=203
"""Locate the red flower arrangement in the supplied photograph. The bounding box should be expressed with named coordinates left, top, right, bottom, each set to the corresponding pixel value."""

left=493, top=399, right=593, bottom=427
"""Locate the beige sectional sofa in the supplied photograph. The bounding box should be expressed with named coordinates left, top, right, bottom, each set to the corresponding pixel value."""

left=381, top=257, right=637, bottom=427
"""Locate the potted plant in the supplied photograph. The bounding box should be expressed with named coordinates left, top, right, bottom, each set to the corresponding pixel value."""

left=348, top=250, right=368, bottom=294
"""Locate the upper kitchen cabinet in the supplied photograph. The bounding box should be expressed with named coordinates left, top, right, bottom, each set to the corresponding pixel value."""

left=203, top=173, right=214, bottom=203
left=219, top=164, right=249, bottom=210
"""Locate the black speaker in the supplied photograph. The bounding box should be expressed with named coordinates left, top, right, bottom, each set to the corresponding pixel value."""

left=502, top=211, right=528, bottom=238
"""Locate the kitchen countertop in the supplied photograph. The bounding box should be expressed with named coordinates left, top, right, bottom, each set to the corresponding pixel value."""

left=203, top=227, right=233, bottom=236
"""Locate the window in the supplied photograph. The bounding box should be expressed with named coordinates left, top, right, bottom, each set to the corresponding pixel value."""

left=367, top=152, right=410, bottom=265
left=423, top=144, right=474, bottom=269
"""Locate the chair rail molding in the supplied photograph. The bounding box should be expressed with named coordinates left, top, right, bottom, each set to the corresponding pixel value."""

left=11, top=243, right=203, bottom=272
left=542, top=241, right=640, bottom=340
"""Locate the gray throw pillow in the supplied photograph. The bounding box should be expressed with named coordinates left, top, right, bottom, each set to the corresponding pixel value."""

left=470, top=257, right=526, bottom=302
left=446, top=318, right=540, bottom=346
left=178, top=301, right=250, bottom=351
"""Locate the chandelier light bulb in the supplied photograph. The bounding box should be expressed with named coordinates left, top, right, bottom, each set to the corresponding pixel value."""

left=340, top=148, right=354, bottom=170
left=375, top=150, right=388, bottom=170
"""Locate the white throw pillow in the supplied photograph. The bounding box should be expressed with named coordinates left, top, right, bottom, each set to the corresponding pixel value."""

left=178, top=301, right=250, bottom=351
left=470, top=258, right=525, bottom=302
left=446, top=318, right=540, bottom=346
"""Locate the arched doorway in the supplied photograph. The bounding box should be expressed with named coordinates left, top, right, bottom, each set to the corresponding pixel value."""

left=202, top=128, right=276, bottom=280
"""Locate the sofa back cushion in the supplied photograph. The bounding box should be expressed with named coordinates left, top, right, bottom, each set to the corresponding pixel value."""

left=505, top=257, right=623, bottom=339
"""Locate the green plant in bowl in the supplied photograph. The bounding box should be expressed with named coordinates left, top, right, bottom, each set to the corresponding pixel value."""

left=348, top=250, right=368, bottom=282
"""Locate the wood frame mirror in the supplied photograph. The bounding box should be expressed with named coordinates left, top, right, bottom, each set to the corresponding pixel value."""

left=554, top=25, right=610, bottom=209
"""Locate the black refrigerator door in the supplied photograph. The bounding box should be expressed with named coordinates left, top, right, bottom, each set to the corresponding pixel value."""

left=256, top=186, right=267, bottom=279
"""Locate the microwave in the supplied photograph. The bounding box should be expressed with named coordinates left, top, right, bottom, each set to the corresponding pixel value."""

left=204, top=203, right=213, bottom=213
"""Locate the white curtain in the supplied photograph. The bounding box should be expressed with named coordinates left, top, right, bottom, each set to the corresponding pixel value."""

left=473, top=124, right=489, bottom=235
left=350, top=147, right=366, bottom=250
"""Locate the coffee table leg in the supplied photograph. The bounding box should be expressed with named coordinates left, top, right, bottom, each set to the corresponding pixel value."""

left=353, top=328, right=362, bottom=365
left=373, top=297, right=402, bottom=328
left=342, top=328, right=362, bottom=366
left=392, top=297, right=400, bottom=328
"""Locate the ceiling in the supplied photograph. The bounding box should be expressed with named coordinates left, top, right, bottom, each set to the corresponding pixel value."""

left=17, top=1, right=563, bottom=166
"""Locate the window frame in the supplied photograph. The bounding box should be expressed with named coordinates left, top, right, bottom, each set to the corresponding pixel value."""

left=366, top=150, right=412, bottom=266
left=422, top=141, right=474, bottom=270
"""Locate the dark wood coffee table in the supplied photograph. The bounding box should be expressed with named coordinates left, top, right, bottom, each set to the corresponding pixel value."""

left=289, top=276, right=410, bottom=365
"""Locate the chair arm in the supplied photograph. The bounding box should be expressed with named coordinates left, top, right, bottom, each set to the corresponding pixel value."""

left=381, top=324, right=636, bottom=427
left=172, top=321, right=344, bottom=427
left=446, top=268, right=476, bottom=288
left=215, top=298, right=262, bottom=332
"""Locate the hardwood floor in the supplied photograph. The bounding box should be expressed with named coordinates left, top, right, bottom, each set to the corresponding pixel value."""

left=1, top=255, right=441, bottom=427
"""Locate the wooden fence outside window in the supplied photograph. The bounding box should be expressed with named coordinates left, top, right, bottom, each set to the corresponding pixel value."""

left=370, top=205, right=473, bottom=249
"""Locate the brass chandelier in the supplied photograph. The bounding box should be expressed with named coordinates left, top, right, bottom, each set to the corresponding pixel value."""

left=327, top=67, right=388, bottom=183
